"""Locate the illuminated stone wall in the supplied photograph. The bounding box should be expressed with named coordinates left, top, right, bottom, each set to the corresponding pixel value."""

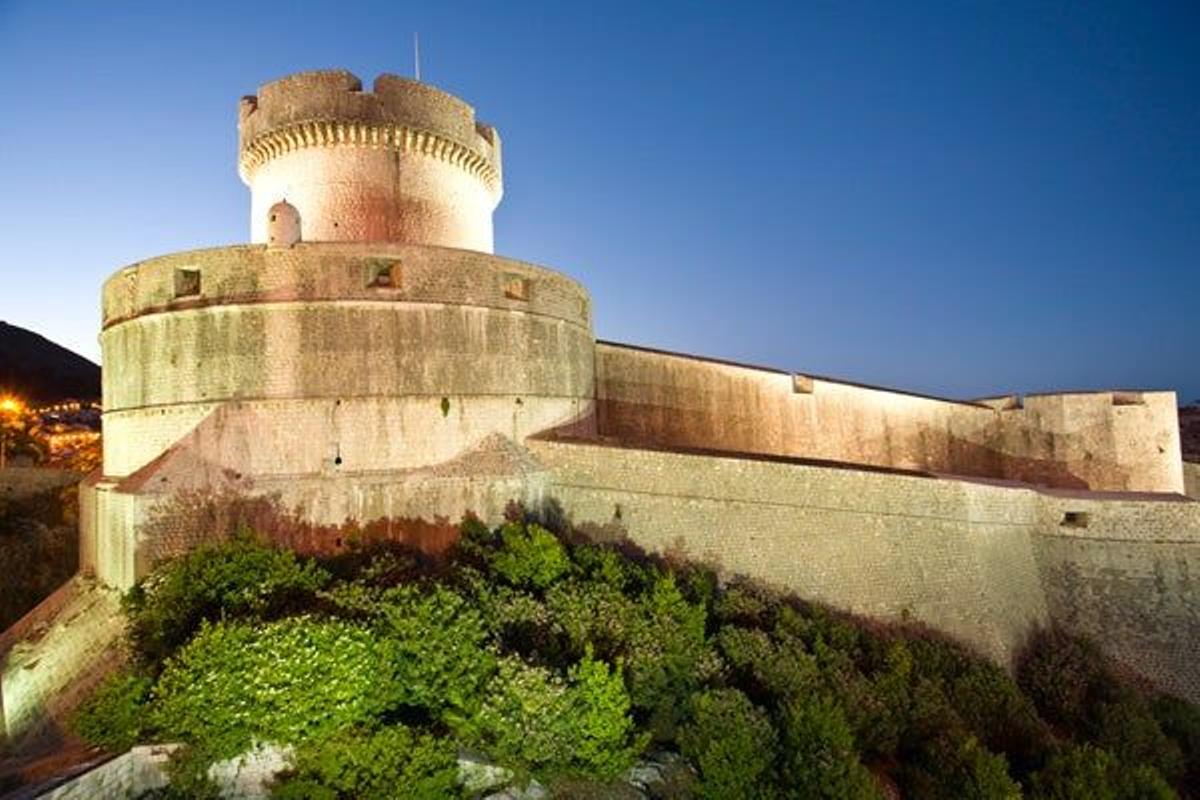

left=530, top=435, right=1200, bottom=700
left=594, top=342, right=1184, bottom=494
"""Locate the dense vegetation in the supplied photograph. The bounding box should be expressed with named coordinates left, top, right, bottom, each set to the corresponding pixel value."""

left=74, top=509, right=1200, bottom=799
left=0, top=484, right=78, bottom=629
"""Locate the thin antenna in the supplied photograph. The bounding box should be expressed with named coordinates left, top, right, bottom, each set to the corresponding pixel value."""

left=414, top=32, right=421, bottom=82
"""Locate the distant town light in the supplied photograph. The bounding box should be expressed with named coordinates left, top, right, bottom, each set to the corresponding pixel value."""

left=0, top=395, right=26, bottom=415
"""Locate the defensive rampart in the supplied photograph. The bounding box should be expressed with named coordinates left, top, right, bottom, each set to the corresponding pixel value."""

left=595, top=342, right=1184, bottom=494
left=529, top=434, right=1200, bottom=700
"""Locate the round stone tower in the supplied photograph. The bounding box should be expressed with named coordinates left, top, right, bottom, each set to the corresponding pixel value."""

left=83, top=71, right=592, bottom=588
left=238, top=70, right=503, bottom=252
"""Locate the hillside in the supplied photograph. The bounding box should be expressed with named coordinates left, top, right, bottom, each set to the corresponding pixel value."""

left=1182, top=406, right=1199, bottom=463
left=0, top=321, right=100, bottom=405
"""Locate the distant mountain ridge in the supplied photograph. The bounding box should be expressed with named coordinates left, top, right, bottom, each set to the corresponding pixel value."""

left=0, top=321, right=100, bottom=405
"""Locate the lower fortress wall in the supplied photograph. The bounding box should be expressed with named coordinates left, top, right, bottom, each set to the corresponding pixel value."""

left=528, top=436, right=1200, bottom=702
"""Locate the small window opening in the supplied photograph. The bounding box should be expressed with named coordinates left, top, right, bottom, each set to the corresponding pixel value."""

left=1061, top=512, right=1089, bottom=529
left=367, top=261, right=403, bottom=289
left=174, top=269, right=201, bottom=298
left=334, top=455, right=343, bottom=466
left=504, top=274, right=531, bottom=301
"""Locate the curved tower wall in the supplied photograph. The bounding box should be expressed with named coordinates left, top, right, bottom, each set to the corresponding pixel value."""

left=99, top=244, right=594, bottom=481
left=239, top=71, right=502, bottom=251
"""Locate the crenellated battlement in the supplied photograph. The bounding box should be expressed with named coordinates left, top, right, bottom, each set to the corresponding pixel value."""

left=237, top=70, right=502, bottom=193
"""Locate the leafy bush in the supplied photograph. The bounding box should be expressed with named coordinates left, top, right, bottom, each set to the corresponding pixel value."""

left=71, top=670, right=153, bottom=751
left=776, top=692, right=881, bottom=800
left=464, top=652, right=643, bottom=781
left=621, top=575, right=713, bottom=737
left=716, top=624, right=819, bottom=703
left=272, top=725, right=461, bottom=799
left=151, top=617, right=394, bottom=759
left=1091, top=696, right=1185, bottom=786
left=1028, top=743, right=1176, bottom=800
left=489, top=522, right=571, bottom=590
left=370, top=583, right=496, bottom=719
left=1152, top=693, right=1200, bottom=787
left=677, top=689, right=777, bottom=800
left=1017, top=627, right=1117, bottom=731
left=901, top=735, right=1020, bottom=800
left=125, top=534, right=330, bottom=666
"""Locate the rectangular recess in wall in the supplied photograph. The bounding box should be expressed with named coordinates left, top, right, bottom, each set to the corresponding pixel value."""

left=173, top=269, right=201, bottom=298
left=366, top=260, right=402, bottom=289
left=792, top=374, right=814, bottom=394
left=1060, top=511, right=1090, bottom=529
left=1112, top=392, right=1145, bottom=407
left=504, top=273, right=531, bottom=301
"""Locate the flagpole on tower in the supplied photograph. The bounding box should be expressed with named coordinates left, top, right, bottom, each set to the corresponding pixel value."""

left=414, top=32, right=421, bottom=82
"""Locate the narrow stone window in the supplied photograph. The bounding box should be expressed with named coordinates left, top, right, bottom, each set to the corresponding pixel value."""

left=174, top=269, right=201, bottom=298
left=1061, top=512, right=1089, bottom=529
left=504, top=274, right=531, bottom=301
left=367, top=261, right=402, bottom=289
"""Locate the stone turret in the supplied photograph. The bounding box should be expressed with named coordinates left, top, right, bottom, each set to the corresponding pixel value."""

left=238, top=70, right=503, bottom=252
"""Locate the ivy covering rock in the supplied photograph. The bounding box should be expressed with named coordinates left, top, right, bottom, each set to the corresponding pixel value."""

left=72, top=509, right=1200, bottom=798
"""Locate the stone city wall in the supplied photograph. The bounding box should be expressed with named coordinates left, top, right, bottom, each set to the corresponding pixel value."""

left=530, top=435, right=1050, bottom=665
left=594, top=342, right=1183, bottom=493
left=530, top=435, right=1200, bottom=701
left=1031, top=492, right=1200, bottom=703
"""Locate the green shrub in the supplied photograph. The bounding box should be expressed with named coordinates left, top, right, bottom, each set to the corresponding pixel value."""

left=151, top=617, right=394, bottom=759
left=902, top=735, right=1020, bottom=800
left=677, top=689, right=778, bottom=800
left=716, top=624, right=820, bottom=703
left=1016, top=627, right=1116, bottom=732
left=490, top=522, right=571, bottom=590
left=621, top=575, right=713, bottom=738
left=777, top=692, right=881, bottom=800
left=72, top=671, right=153, bottom=751
left=1029, top=743, right=1176, bottom=800
left=1091, top=696, right=1185, bottom=785
left=951, top=661, right=1051, bottom=777
left=1152, top=693, right=1200, bottom=786
left=546, top=578, right=636, bottom=660
left=712, top=584, right=770, bottom=628
left=125, top=533, right=330, bottom=666
left=272, top=725, right=461, bottom=799
left=371, top=583, right=496, bottom=719
left=465, top=652, right=642, bottom=781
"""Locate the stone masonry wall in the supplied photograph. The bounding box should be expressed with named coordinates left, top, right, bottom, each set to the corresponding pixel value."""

left=530, top=436, right=1051, bottom=665
left=594, top=342, right=1183, bottom=493
left=531, top=436, right=1200, bottom=700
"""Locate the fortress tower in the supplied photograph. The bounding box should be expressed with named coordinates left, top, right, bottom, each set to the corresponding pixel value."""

left=83, top=71, right=592, bottom=588
left=239, top=71, right=503, bottom=251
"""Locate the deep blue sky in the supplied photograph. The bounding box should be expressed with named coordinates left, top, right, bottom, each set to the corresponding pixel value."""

left=1, top=1, right=1196, bottom=402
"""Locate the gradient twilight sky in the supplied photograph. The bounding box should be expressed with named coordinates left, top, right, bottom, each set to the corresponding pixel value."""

left=0, top=1, right=1196, bottom=402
